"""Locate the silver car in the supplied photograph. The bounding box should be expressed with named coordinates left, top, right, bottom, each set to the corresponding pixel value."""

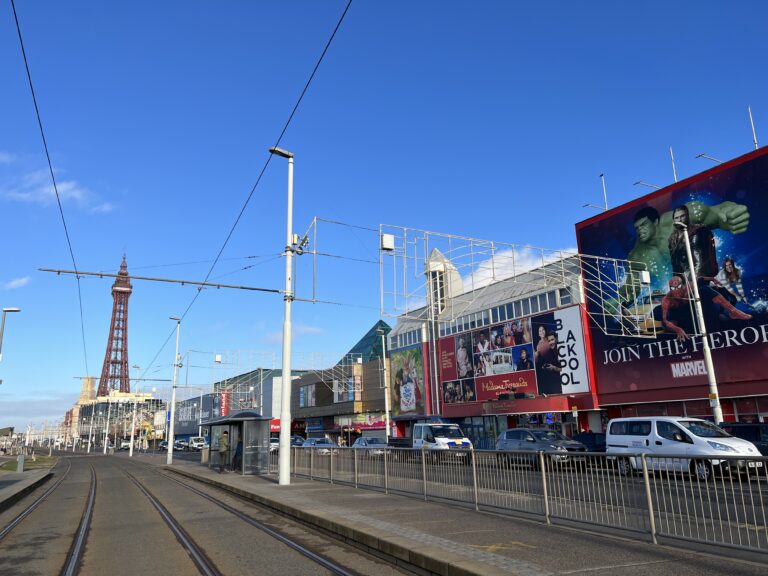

left=301, top=437, right=339, bottom=455
left=351, top=437, right=387, bottom=457
left=496, top=428, right=587, bottom=466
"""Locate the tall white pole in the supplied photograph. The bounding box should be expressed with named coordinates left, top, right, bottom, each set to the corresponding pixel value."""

left=103, top=397, right=112, bottom=454
left=676, top=222, right=724, bottom=424
left=748, top=106, right=759, bottom=150
left=599, top=174, right=608, bottom=211
left=270, top=146, right=295, bottom=486
left=380, top=331, right=391, bottom=442
left=87, top=407, right=95, bottom=453
left=0, top=307, right=21, bottom=363
left=198, top=389, right=203, bottom=436
left=167, top=317, right=182, bottom=465
left=670, top=146, right=678, bottom=183
left=129, top=365, right=139, bottom=458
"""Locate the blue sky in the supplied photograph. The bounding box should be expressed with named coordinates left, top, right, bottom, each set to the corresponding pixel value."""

left=2, top=1, right=767, bottom=432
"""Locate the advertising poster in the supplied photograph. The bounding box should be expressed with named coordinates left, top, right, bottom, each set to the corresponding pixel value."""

left=576, top=148, right=768, bottom=399
left=530, top=306, right=590, bottom=395
left=390, top=345, right=425, bottom=417
left=438, top=305, right=590, bottom=409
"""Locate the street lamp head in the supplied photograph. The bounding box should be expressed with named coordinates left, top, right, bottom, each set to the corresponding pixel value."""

left=2, top=308, right=21, bottom=313
left=169, top=316, right=181, bottom=322
left=269, top=146, right=294, bottom=159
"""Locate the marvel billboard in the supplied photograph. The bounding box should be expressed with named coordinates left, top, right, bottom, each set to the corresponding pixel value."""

left=576, top=148, right=768, bottom=402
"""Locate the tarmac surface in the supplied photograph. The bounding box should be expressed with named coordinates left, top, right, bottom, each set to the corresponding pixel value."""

left=2, top=453, right=767, bottom=576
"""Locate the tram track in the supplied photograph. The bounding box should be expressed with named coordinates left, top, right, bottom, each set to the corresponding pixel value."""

left=123, top=459, right=362, bottom=576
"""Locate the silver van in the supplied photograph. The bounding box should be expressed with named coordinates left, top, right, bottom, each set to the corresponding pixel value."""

left=606, top=417, right=762, bottom=481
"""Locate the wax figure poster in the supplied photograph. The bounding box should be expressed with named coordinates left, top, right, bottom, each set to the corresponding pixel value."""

left=576, top=148, right=768, bottom=398
left=389, top=345, right=425, bottom=417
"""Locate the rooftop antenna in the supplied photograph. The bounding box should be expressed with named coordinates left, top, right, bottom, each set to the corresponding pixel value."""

left=582, top=173, right=609, bottom=211
left=695, top=152, right=723, bottom=164
left=670, top=146, right=678, bottom=183
left=748, top=106, right=759, bottom=150
left=633, top=180, right=661, bottom=190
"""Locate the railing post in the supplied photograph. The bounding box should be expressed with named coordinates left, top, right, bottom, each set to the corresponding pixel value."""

left=310, top=448, right=314, bottom=480
left=641, top=454, right=658, bottom=544
left=384, top=448, right=389, bottom=494
left=471, top=447, right=479, bottom=511
left=354, top=447, right=358, bottom=488
left=421, top=446, right=428, bottom=501
left=539, top=451, right=550, bottom=525
left=330, top=447, right=334, bottom=484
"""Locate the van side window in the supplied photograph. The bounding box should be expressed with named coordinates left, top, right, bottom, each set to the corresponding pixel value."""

left=414, top=427, right=422, bottom=440
left=657, top=421, right=688, bottom=443
left=610, top=420, right=651, bottom=436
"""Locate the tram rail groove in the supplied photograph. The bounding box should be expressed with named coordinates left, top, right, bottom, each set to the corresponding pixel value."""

left=0, top=457, right=71, bottom=541
left=61, top=463, right=96, bottom=576
left=159, top=470, right=360, bottom=576
left=126, top=460, right=362, bottom=576
left=121, top=467, right=222, bottom=576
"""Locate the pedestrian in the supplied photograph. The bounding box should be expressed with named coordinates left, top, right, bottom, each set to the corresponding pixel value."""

left=218, top=430, right=229, bottom=473
left=232, top=439, right=243, bottom=472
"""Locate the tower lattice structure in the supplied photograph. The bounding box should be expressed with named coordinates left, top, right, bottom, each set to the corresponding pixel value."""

left=97, top=257, right=133, bottom=396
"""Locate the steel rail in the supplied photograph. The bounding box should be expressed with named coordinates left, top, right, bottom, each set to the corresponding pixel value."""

left=122, top=468, right=221, bottom=576
left=61, top=463, right=97, bottom=576
left=161, top=471, right=358, bottom=576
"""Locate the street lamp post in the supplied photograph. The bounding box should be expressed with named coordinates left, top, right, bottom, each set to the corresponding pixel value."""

left=269, top=145, right=295, bottom=486
left=673, top=221, right=724, bottom=424
left=103, top=396, right=113, bottom=454
left=129, top=365, right=140, bottom=457
left=376, top=327, right=391, bottom=442
left=0, top=307, right=22, bottom=363
left=167, top=317, right=182, bottom=465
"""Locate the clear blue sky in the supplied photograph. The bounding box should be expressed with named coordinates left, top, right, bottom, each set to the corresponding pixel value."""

left=2, top=1, right=767, bottom=432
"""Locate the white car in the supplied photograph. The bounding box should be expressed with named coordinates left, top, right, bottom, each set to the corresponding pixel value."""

left=188, top=437, right=208, bottom=450
left=119, top=440, right=132, bottom=450
left=269, top=437, right=280, bottom=452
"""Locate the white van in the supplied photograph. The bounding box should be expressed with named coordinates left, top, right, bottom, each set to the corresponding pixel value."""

left=606, top=417, right=762, bottom=481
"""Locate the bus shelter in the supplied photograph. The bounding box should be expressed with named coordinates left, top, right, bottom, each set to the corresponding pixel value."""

left=202, top=410, right=270, bottom=475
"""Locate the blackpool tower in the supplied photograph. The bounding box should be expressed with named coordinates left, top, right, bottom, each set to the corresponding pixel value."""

left=97, top=256, right=133, bottom=396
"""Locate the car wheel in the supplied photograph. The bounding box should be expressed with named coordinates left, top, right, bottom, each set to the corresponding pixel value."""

left=691, top=459, right=713, bottom=482
left=617, top=457, right=632, bottom=476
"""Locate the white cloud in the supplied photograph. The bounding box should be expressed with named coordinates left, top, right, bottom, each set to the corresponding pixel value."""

left=1, top=168, right=114, bottom=213
left=463, top=245, right=578, bottom=292
left=4, top=277, right=30, bottom=290
left=0, top=152, right=14, bottom=165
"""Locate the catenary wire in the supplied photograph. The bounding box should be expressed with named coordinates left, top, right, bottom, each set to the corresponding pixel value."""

left=142, top=0, right=354, bottom=378
left=10, top=0, right=90, bottom=376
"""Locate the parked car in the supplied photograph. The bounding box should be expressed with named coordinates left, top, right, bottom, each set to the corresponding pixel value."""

left=301, top=438, right=339, bottom=455
left=352, top=437, right=387, bottom=457
left=606, top=417, right=762, bottom=480
left=119, top=440, right=132, bottom=451
left=269, top=437, right=280, bottom=453
left=572, top=432, right=607, bottom=452
left=290, top=436, right=305, bottom=447
left=174, top=440, right=188, bottom=451
left=158, top=440, right=168, bottom=451
left=188, top=437, right=208, bottom=451
left=718, top=422, right=768, bottom=456
left=496, top=428, right=587, bottom=466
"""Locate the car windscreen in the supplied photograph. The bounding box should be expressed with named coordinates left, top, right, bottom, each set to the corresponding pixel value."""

left=532, top=430, right=567, bottom=441
left=678, top=420, right=730, bottom=438
left=366, top=438, right=386, bottom=445
left=430, top=425, right=464, bottom=439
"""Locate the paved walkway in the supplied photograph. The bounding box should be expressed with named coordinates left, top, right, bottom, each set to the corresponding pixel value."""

left=0, top=468, right=51, bottom=512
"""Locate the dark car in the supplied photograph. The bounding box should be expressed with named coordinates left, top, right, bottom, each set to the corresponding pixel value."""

left=290, top=436, right=305, bottom=447
left=572, top=432, right=607, bottom=452
left=496, top=428, right=587, bottom=465
left=719, top=422, right=768, bottom=456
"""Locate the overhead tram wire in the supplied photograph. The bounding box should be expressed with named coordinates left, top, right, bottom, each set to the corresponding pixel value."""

left=140, top=0, right=354, bottom=375
left=11, top=0, right=90, bottom=376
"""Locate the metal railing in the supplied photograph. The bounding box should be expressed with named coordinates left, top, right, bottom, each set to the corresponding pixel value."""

left=272, top=447, right=768, bottom=555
